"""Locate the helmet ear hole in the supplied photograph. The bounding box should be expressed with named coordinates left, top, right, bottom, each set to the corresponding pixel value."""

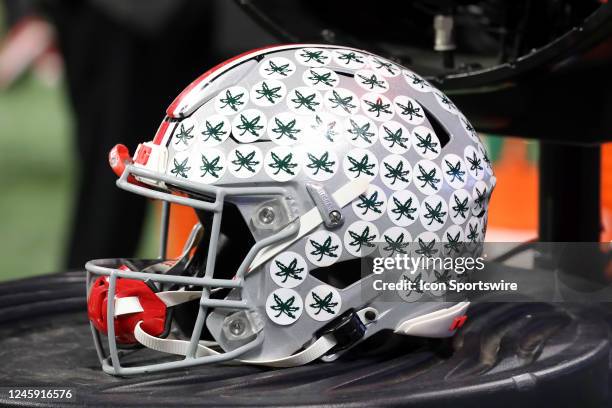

left=173, top=204, right=255, bottom=339
left=194, top=202, right=255, bottom=281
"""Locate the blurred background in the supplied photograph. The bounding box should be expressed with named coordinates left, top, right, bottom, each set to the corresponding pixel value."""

left=0, top=0, right=610, bottom=281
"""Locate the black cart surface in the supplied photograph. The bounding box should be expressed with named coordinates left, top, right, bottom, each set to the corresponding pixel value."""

left=0, top=272, right=608, bottom=407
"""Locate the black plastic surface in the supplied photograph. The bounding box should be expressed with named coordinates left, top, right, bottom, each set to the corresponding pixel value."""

left=238, top=1, right=612, bottom=88
left=237, top=1, right=612, bottom=143
left=0, top=272, right=609, bottom=407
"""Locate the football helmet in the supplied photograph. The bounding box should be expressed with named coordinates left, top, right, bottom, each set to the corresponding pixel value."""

left=86, top=44, right=494, bottom=376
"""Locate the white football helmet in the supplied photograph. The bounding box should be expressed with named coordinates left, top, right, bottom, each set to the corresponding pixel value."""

left=86, top=44, right=494, bottom=376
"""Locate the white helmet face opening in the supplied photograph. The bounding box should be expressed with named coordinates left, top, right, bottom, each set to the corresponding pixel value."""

left=86, top=44, right=493, bottom=376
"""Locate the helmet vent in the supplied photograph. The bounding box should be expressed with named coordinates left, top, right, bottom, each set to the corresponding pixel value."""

left=311, top=257, right=374, bottom=289
left=422, top=104, right=451, bottom=148
left=336, top=70, right=355, bottom=79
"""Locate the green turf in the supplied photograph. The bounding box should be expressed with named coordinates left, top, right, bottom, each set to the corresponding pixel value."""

left=0, top=6, right=158, bottom=280
left=0, top=75, right=73, bottom=280
left=0, top=74, right=159, bottom=281
left=0, top=6, right=78, bottom=280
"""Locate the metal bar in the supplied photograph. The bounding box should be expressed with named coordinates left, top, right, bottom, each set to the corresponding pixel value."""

left=106, top=272, right=122, bottom=374
left=186, top=208, right=224, bottom=358
left=85, top=261, right=242, bottom=288
left=101, top=334, right=264, bottom=376
left=121, top=165, right=286, bottom=199
left=200, top=299, right=249, bottom=309
left=159, top=201, right=171, bottom=259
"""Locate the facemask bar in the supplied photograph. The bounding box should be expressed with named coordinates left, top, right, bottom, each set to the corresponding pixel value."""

left=86, top=165, right=300, bottom=375
left=159, top=201, right=170, bottom=259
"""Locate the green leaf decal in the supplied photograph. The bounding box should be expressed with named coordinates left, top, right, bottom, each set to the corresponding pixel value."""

left=307, top=69, right=336, bottom=87
left=327, top=90, right=356, bottom=113
left=219, top=89, right=245, bottom=111
left=473, top=186, right=487, bottom=215
left=272, top=117, right=299, bottom=141
left=274, top=258, right=304, bottom=283
left=444, top=159, right=465, bottom=183
left=437, top=92, right=455, bottom=109
left=444, top=231, right=462, bottom=254
left=372, top=57, right=398, bottom=75
left=391, top=196, right=417, bottom=221
left=268, top=151, right=297, bottom=175
left=337, top=51, right=364, bottom=65
left=348, top=225, right=376, bottom=252
left=401, top=272, right=424, bottom=296
left=414, top=131, right=439, bottom=156
left=451, top=195, right=469, bottom=220
left=299, top=49, right=328, bottom=64
left=383, top=160, right=410, bottom=185
left=265, top=60, right=292, bottom=77
left=383, top=233, right=409, bottom=256
left=199, top=155, right=222, bottom=178
left=396, top=100, right=423, bottom=121
left=231, top=150, right=259, bottom=173
left=311, top=115, right=339, bottom=142
left=462, top=117, right=476, bottom=138
left=174, top=123, right=194, bottom=145
left=347, top=119, right=374, bottom=144
left=364, top=97, right=392, bottom=118
left=291, top=90, right=319, bottom=111
left=466, top=151, right=483, bottom=176
left=270, top=294, right=300, bottom=319
left=236, top=114, right=263, bottom=137
left=170, top=157, right=190, bottom=178
left=423, top=200, right=447, bottom=226
left=255, top=81, right=282, bottom=104
left=309, top=292, right=338, bottom=315
left=356, top=191, right=383, bottom=215
left=201, top=120, right=226, bottom=142
left=415, top=238, right=438, bottom=257
left=307, top=152, right=335, bottom=175
left=357, top=73, right=385, bottom=89
left=434, top=269, right=452, bottom=284
left=309, top=236, right=339, bottom=261
left=406, top=72, right=429, bottom=89
left=347, top=154, right=375, bottom=177
left=382, top=125, right=408, bottom=150
left=416, top=164, right=440, bottom=190
left=467, top=223, right=479, bottom=243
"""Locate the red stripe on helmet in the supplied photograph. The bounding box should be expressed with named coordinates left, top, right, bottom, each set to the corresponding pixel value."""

left=152, top=119, right=171, bottom=145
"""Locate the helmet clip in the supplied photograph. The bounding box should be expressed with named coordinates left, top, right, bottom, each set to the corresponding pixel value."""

left=306, top=183, right=344, bottom=229
left=316, top=309, right=366, bottom=355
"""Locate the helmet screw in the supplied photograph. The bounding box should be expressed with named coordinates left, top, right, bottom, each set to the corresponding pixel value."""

left=364, top=310, right=377, bottom=322
left=329, top=210, right=342, bottom=225
left=258, top=207, right=275, bottom=224
left=228, top=318, right=246, bottom=336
